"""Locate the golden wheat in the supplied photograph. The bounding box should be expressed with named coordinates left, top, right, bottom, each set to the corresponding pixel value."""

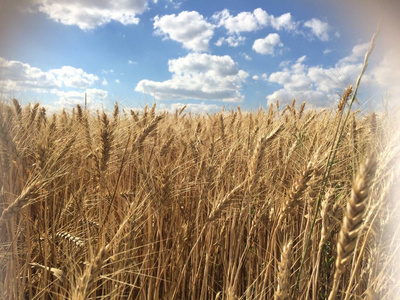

left=0, top=96, right=397, bottom=299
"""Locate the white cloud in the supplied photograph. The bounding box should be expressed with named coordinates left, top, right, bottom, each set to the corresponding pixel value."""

left=56, top=88, right=108, bottom=109
left=214, top=38, right=222, bottom=46
left=265, top=44, right=372, bottom=107
left=323, top=48, right=332, bottom=55
left=154, top=11, right=214, bottom=52
left=135, top=53, right=248, bottom=102
left=0, top=57, right=99, bottom=93
left=304, top=18, right=331, bottom=41
left=163, top=0, right=182, bottom=9
left=252, top=33, right=283, bottom=55
left=0, top=57, right=59, bottom=93
left=128, top=101, right=222, bottom=115
left=215, top=35, right=246, bottom=47
left=279, top=60, right=291, bottom=68
left=212, top=8, right=268, bottom=34
left=166, top=102, right=221, bottom=114
left=266, top=43, right=400, bottom=108
left=267, top=89, right=327, bottom=108
left=270, top=13, right=297, bottom=31
left=0, top=57, right=111, bottom=110
left=337, top=42, right=370, bottom=66
left=252, top=75, right=259, bottom=80
left=262, top=73, right=268, bottom=80
left=101, top=69, right=114, bottom=74
left=115, top=79, right=120, bottom=84
left=33, top=0, right=148, bottom=30
left=212, top=8, right=297, bottom=34
left=240, top=52, right=252, bottom=61
left=269, top=56, right=312, bottom=91
left=128, top=60, right=137, bottom=65
left=50, top=66, right=99, bottom=88
left=371, top=48, right=400, bottom=92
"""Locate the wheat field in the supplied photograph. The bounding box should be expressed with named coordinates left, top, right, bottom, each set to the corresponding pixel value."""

left=0, top=91, right=399, bottom=299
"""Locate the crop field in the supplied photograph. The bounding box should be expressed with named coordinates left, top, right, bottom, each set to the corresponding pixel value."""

left=0, top=91, right=399, bottom=299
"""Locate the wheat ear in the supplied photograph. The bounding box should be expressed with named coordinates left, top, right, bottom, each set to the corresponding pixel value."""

left=12, top=98, right=22, bottom=122
left=275, top=239, right=293, bottom=300
left=71, top=246, right=108, bottom=300
left=328, top=154, right=377, bottom=300
left=99, top=112, right=114, bottom=173
left=249, top=124, right=284, bottom=189
left=0, top=179, right=44, bottom=226
left=30, top=263, right=65, bottom=283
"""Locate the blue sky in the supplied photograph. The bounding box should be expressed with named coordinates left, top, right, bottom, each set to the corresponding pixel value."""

left=0, top=0, right=399, bottom=113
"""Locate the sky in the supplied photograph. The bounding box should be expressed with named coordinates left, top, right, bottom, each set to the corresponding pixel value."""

left=0, top=0, right=399, bottom=113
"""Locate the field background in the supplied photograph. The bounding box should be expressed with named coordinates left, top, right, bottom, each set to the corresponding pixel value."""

left=0, top=94, right=399, bottom=299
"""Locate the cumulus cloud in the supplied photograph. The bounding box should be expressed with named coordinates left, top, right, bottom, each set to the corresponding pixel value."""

left=33, top=0, right=148, bottom=30
left=153, top=11, right=214, bottom=52
left=162, top=0, right=182, bottom=10
left=240, top=52, right=252, bottom=61
left=167, top=102, right=221, bottom=114
left=212, top=8, right=268, bottom=34
left=0, top=57, right=59, bottom=93
left=267, top=89, right=327, bottom=108
left=270, top=13, right=297, bottom=31
left=212, top=8, right=297, bottom=34
left=215, top=35, right=246, bottom=47
left=337, top=42, right=370, bottom=66
left=269, top=56, right=312, bottom=90
left=0, top=57, right=112, bottom=110
left=49, top=66, right=99, bottom=88
left=303, top=18, right=331, bottom=41
left=55, top=88, right=108, bottom=109
left=252, top=33, right=283, bottom=55
left=265, top=44, right=371, bottom=107
left=135, top=53, right=248, bottom=102
left=261, top=41, right=398, bottom=108
left=0, top=57, right=99, bottom=93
